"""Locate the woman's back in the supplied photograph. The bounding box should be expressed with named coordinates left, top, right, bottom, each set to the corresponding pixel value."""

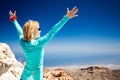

left=20, top=39, right=44, bottom=66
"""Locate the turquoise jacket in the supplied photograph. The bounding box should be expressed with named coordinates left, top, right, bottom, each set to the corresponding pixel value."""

left=13, top=15, right=69, bottom=80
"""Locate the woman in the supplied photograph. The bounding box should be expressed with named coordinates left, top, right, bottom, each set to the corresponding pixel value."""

left=9, top=6, right=78, bottom=80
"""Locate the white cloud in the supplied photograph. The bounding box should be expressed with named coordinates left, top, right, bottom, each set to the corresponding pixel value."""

left=45, top=39, right=120, bottom=54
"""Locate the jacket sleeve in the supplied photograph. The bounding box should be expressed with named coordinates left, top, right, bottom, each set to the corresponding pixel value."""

left=12, top=20, right=23, bottom=39
left=37, top=15, right=70, bottom=46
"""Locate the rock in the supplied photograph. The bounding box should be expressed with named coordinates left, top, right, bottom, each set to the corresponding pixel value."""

left=0, top=43, right=24, bottom=80
left=44, top=68, right=73, bottom=80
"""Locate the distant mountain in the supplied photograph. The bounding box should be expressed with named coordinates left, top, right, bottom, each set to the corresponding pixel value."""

left=65, top=66, right=120, bottom=80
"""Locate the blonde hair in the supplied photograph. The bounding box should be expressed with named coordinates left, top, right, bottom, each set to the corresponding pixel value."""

left=23, top=20, right=39, bottom=41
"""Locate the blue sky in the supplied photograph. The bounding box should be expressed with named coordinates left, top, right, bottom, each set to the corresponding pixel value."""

left=0, top=0, right=120, bottom=67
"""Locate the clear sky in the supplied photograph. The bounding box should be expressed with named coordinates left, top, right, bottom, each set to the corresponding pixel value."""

left=0, top=0, right=120, bottom=67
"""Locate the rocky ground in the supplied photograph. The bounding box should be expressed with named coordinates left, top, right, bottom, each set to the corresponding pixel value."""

left=0, top=43, right=120, bottom=80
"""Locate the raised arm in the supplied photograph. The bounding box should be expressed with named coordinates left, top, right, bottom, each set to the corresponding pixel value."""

left=9, top=10, right=23, bottom=39
left=38, top=6, right=78, bottom=46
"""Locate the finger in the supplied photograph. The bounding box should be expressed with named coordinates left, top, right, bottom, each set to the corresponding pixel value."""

left=72, top=8, right=78, bottom=15
left=67, top=8, right=69, bottom=12
left=74, top=8, right=78, bottom=14
left=71, top=6, right=77, bottom=11
left=69, top=8, right=78, bottom=16
left=74, top=14, right=78, bottom=17
left=14, top=11, right=16, bottom=15
left=9, top=10, right=12, bottom=13
left=9, top=10, right=13, bottom=15
left=9, top=10, right=12, bottom=14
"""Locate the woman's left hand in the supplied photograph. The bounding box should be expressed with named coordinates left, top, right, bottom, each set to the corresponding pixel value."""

left=66, top=6, right=78, bottom=19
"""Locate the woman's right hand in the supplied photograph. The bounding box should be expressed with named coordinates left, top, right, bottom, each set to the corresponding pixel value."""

left=9, top=10, right=16, bottom=18
left=9, top=10, right=17, bottom=22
